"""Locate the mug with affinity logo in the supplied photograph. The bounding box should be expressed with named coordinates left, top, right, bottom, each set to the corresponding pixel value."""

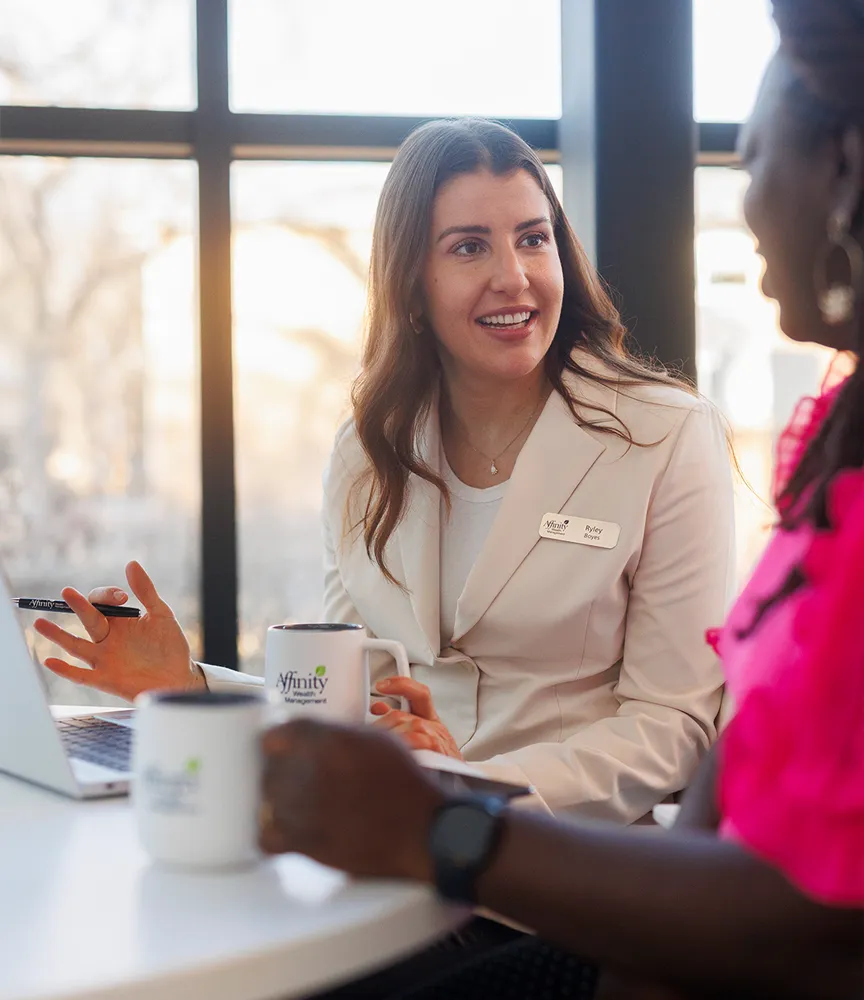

left=132, top=689, right=279, bottom=869
left=265, top=623, right=411, bottom=721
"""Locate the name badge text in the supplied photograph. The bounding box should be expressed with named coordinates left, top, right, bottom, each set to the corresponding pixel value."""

left=539, top=514, right=620, bottom=549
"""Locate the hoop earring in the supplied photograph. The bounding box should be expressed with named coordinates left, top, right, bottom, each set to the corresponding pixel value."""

left=408, top=312, right=423, bottom=335
left=816, top=214, right=864, bottom=326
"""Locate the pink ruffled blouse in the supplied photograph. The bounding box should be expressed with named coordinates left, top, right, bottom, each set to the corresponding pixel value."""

left=710, top=383, right=864, bottom=907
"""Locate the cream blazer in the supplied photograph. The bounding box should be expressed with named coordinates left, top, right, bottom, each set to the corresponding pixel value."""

left=202, top=363, right=735, bottom=823
left=314, top=364, right=735, bottom=824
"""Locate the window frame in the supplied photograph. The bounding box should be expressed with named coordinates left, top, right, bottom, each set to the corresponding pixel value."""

left=0, top=0, right=743, bottom=668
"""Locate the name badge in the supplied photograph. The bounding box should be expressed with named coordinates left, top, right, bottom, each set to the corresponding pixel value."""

left=539, top=513, right=620, bottom=549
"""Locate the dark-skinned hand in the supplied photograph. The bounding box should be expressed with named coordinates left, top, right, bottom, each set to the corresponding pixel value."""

left=259, top=718, right=446, bottom=880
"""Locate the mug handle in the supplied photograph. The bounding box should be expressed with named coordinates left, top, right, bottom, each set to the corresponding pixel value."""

left=364, top=638, right=411, bottom=712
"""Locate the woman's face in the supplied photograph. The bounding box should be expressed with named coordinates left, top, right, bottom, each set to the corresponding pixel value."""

left=419, top=167, right=564, bottom=386
left=741, top=53, right=859, bottom=350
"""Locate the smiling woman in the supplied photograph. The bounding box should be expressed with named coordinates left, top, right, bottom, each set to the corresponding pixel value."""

left=240, top=116, right=733, bottom=825
left=308, top=121, right=735, bottom=822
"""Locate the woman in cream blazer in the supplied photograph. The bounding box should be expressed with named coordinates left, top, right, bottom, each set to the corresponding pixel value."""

left=322, top=360, right=733, bottom=824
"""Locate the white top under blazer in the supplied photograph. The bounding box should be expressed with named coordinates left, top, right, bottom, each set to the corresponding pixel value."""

left=204, top=352, right=735, bottom=823
left=438, top=453, right=507, bottom=645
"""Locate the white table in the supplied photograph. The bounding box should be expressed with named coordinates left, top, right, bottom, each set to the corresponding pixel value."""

left=0, top=768, right=466, bottom=1000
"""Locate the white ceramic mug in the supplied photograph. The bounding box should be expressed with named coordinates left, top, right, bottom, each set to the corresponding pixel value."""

left=132, top=689, right=278, bottom=870
left=265, top=622, right=411, bottom=720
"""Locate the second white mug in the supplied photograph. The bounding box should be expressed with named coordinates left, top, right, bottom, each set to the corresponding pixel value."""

left=265, top=623, right=410, bottom=721
left=132, top=689, right=273, bottom=870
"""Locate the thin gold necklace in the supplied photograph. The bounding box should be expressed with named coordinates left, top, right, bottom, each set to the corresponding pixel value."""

left=458, top=396, right=545, bottom=476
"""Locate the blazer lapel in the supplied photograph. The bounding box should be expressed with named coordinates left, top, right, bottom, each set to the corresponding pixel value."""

left=451, top=381, right=611, bottom=642
left=396, top=404, right=442, bottom=658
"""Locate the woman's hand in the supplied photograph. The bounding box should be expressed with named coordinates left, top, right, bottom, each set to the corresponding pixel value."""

left=259, top=719, right=445, bottom=879
left=370, top=677, right=463, bottom=760
left=34, top=560, right=204, bottom=703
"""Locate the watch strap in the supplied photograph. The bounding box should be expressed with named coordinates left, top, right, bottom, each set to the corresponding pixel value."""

left=428, top=796, right=506, bottom=904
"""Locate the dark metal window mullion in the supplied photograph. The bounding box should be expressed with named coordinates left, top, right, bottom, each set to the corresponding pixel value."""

left=195, top=0, right=238, bottom=669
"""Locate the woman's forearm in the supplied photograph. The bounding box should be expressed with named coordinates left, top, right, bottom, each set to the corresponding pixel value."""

left=475, top=812, right=863, bottom=999
left=591, top=746, right=722, bottom=999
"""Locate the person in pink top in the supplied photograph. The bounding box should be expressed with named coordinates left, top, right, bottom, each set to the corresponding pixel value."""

left=255, top=1, right=864, bottom=996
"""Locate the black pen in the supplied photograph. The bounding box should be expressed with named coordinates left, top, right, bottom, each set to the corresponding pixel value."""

left=12, top=598, right=141, bottom=619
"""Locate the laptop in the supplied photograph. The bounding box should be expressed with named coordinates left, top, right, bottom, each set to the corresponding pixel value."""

left=0, top=571, right=131, bottom=798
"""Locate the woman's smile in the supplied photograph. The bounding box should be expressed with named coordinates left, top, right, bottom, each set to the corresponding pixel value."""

left=475, top=307, right=539, bottom=341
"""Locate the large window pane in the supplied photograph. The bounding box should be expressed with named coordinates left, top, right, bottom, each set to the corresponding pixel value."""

left=695, top=166, right=835, bottom=579
left=0, top=0, right=195, bottom=109
left=232, top=162, right=388, bottom=674
left=230, top=0, right=561, bottom=118
left=0, top=157, right=200, bottom=705
left=694, top=0, right=777, bottom=122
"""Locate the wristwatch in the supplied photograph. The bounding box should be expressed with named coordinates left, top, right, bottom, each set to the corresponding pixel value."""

left=427, top=796, right=507, bottom=904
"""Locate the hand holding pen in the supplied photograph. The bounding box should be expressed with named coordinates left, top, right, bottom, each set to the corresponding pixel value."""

left=30, top=560, right=205, bottom=703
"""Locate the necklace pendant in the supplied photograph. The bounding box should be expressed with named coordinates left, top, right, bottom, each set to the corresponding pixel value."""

left=490, top=461, right=498, bottom=475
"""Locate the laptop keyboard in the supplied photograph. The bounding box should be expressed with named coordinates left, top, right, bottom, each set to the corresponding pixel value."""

left=57, top=717, right=132, bottom=772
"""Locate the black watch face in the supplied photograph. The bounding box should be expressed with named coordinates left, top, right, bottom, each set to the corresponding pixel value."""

left=432, top=803, right=498, bottom=867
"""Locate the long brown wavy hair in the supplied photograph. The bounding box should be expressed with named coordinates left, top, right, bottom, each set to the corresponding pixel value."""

left=351, top=117, right=690, bottom=584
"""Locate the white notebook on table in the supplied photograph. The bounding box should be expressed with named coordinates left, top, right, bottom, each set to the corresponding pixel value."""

left=412, top=749, right=534, bottom=800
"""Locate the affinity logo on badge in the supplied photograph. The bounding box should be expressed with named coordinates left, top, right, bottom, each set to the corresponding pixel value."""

left=543, top=517, right=570, bottom=535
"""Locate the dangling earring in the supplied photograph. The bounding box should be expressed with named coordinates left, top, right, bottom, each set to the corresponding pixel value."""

left=408, top=312, right=423, bottom=335
left=816, top=213, right=864, bottom=326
